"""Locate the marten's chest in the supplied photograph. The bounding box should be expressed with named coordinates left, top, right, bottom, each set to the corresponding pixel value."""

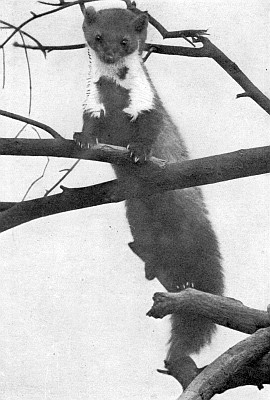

left=84, top=75, right=137, bottom=147
left=83, top=49, right=155, bottom=146
left=84, top=48, right=153, bottom=114
left=97, top=76, right=130, bottom=113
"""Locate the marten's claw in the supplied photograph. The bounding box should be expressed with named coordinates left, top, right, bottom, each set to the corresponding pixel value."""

left=127, top=142, right=149, bottom=164
left=182, top=282, right=195, bottom=290
left=73, top=132, right=96, bottom=150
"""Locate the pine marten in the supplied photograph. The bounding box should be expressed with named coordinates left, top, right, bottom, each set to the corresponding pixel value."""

left=74, top=4, right=224, bottom=368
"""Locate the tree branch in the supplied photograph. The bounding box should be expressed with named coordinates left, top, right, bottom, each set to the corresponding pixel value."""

left=0, top=110, right=63, bottom=139
left=13, top=42, right=86, bottom=52
left=0, top=0, right=93, bottom=48
left=148, top=289, right=270, bottom=334
left=199, top=37, right=270, bottom=115
left=1, top=138, right=270, bottom=184
left=149, top=290, right=270, bottom=393
left=0, top=138, right=270, bottom=232
left=13, top=37, right=270, bottom=116
left=0, top=179, right=122, bottom=232
left=178, top=328, right=270, bottom=399
left=13, top=41, right=208, bottom=56
left=1, top=20, right=47, bottom=56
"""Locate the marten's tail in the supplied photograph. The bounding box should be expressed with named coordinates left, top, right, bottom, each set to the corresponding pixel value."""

left=125, top=187, right=224, bottom=359
left=166, top=312, right=216, bottom=363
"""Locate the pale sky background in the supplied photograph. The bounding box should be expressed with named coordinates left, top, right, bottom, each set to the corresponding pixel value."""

left=0, top=1, right=270, bottom=399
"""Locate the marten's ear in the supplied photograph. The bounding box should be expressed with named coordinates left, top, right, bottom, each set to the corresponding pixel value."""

left=133, top=12, right=148, bottom=32
left=84, top=6, right=97, bottom=25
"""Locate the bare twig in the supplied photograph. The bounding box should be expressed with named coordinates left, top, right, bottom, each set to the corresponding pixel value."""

left=13, top=41, right=207, bottom=56
left=0, top=110, right=63, bottom=139
left=133, top=4, right=208, bottom=42
left=14, top=42, right=86, bottom=52
left=17, top=31, right=32, bottom=114
left=1, top=46, right=5, bottom=88
left=79, top=0, right=86, bottom=14
left=0, top=20, right=46, bottom=57
left=44, top=159, right=80, bottom=196
left=22, top=157, right=50, bottom=201
left=200, top=37, right=270, bottom=115
left=236, top=92, right=250, bottom=99
left=0, top=0, right=92, bottom=48
left=142, top=45, right=157, bottom=62
left=39, top=1, right=68, bottom=5
left=21, top=126, right=50, bottom=201
left=15, top=123, right=29, bottom=138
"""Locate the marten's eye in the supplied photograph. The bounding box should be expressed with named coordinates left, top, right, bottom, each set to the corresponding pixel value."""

left=121, top=38, right=128, bottom=47
left=95, top=34, right=102, bottom=42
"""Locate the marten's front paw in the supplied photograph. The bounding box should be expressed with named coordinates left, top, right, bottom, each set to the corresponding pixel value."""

left=123, top=106, right=139, bottom=121
left=73, top=132, right=97, bottom=149
left=127, top=142, right=150, bottom=164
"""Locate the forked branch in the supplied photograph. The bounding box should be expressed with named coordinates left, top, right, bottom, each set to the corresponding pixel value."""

left=179, top=327, right=270, bottom=399
left=148, top=290, right=270, bottom=395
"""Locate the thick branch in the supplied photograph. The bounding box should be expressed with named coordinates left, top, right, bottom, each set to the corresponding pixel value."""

left=0, top=180, right=122, bottom=232
left=0, top=138, right=128, bottom=162
left=148, top=289, right=270, bottom=334
left=1, top=138, right=270, bottom=231
left=179, top=328, right=270, bottom=400
left=150, top=291, right=270, bottom=393
left=1, top=138, right=270, bottom=185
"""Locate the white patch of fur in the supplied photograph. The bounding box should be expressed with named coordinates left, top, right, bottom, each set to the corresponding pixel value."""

left=83, top=49, right=106, bottom=117
left=84, top=46, right=154, bottom=120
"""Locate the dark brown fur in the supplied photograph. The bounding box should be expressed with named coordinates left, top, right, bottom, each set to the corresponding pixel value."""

left=75, top=7, right=224, bottom=364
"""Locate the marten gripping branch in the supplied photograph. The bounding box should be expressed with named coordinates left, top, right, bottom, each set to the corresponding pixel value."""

left=74, top=1, right=224, bottom=372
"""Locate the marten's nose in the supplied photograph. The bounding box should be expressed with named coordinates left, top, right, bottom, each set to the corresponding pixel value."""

left=106, top=54, right=114, bottom=62
left=103, top=48, right=116, bottom=63
left=106, top=49, right=114, bottom=56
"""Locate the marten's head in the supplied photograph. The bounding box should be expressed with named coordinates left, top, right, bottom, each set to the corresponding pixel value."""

left=83, top=7, right=148, bottom=64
